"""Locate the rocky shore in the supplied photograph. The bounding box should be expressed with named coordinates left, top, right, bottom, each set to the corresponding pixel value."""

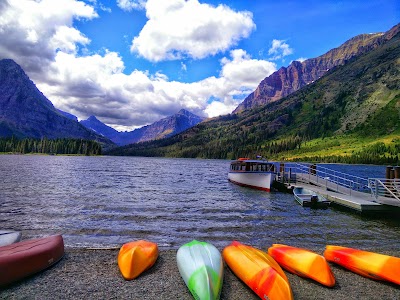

left=1, top=248, right=399, bottom=299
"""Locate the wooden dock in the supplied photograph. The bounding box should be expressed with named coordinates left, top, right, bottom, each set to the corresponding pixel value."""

left=290, top=182, right=399, bottom=213
left=276, top=165, right=400, bottom=214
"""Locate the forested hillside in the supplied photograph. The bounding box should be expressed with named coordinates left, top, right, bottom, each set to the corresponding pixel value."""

left=106, top=31, right=400, bottom=165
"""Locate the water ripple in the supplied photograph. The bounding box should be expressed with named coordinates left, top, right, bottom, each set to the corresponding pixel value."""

left=0, top=155, right=399, bottom=251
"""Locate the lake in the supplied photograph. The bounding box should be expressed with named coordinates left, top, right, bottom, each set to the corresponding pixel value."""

left=0, top=155, right=399, bottom=251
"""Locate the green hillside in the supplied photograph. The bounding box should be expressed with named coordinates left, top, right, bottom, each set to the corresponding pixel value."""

left=106, top=32, right=400, bottom=164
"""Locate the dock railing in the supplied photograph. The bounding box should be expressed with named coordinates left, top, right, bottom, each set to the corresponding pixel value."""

left=278, top=163, right=370, bottom=195
left=368, top=178, right=400, bottom=203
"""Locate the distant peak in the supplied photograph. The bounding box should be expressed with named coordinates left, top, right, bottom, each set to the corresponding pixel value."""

left=177, top=109, right=190, bottom=114
left=0, top=58, right=19, bottom=67
left=87, top=115, right=99, bottom=121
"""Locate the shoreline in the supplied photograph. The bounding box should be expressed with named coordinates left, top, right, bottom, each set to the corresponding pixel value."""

left=2, top=248, right=399, bottom=299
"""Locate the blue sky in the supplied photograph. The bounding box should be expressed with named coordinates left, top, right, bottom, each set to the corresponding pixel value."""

left=0, top=0, right=398, bottom=131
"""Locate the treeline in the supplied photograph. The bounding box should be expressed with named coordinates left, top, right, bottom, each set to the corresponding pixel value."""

left=290, top=154, right=399, bottom=165
left=0, top=137, right=102, bottom=155
left=289, top=141, right=400, bottom=165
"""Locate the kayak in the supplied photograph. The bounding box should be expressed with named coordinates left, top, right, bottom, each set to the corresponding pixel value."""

left=0, top=235, right=64, bottom=287
left=324, top=245, right=400, bottom=285
left=222, top=241, right=293, bottom=300
left=118, top=240, right=158, bottom=280
left=268, top=244, right=335, bottom=287
left=0, top=230, right=22, bottom=247
left=177, top=240, right=223, bottom=300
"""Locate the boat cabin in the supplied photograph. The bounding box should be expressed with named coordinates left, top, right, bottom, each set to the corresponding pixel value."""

left=230, top=159, right=275, bottom=173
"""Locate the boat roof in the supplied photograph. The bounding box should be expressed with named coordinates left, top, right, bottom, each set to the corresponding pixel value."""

left=231, top=159, right=273, bottom=164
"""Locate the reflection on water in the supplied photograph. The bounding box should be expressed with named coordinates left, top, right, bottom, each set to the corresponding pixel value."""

left=0, top=155, right=399, bottom=251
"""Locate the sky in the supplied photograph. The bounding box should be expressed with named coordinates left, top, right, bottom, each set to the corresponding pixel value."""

left=0, top=0, right=398, bottom=131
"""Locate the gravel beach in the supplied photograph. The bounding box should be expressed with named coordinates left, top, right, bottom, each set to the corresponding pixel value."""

left=1, top=248, right=399, bottom=299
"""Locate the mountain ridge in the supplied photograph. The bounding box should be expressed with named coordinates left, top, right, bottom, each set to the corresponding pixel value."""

left=0, top=59, right=112, bottom=145
left=80, top=109, right=204, bottom=146
left=234, top=23, right=400, bottom=113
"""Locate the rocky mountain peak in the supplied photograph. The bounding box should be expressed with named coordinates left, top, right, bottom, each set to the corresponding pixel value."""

left=233, top=23, right=399, bottom=114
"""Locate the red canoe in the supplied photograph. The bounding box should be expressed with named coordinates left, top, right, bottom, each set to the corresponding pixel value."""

left=0, top=235, right=64, bottom=287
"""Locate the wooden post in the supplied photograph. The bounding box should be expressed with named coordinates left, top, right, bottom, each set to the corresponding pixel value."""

left=309, top=164, right=316, bottom=175
left=386, top=166, right=392, bottom=179
left=394, top=167, right=400, bottom=197
left=394, top=166, right=400, bottom=179
left=385, top=166, right=393, bottom=197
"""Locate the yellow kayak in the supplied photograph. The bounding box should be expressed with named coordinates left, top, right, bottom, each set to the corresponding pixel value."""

left=118, top=240, right=158, bottom=280
left=222, top=241, right=293, bottom=300
left=268, top=244, right=335, bottom=287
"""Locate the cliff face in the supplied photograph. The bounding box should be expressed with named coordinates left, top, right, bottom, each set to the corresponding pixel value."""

left=234, top=23, right=400, bottom=113
left=0, top=59, right=111, bottom=144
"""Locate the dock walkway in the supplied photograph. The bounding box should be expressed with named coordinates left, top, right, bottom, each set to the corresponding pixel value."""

left=277, top=163, right=400, bottom=213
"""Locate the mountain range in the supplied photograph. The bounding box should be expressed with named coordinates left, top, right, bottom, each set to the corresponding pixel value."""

left=1, top=23, right=399, bottom=161
left=0, top=58, right=203, bottom=146
left=80, top=109, right=204, bottom=146
left=107, top=23, right=400, bottom=161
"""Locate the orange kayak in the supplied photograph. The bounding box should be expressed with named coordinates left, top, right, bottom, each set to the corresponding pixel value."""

left=324, top=245, right=400, bottom=285
left=118, top=240, right=158, bottom=280
left=268, top=244, right=335, bottom=287
left=222, top=241, right=293, bottom=300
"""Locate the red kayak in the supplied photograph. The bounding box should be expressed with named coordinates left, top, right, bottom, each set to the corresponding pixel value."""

left=0, top=235, right=64, bottom=286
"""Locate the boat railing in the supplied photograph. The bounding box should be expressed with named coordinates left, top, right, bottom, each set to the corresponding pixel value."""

left=368, top=178, right=400, bottom=203
left=278, top=162, right=370, bottom=194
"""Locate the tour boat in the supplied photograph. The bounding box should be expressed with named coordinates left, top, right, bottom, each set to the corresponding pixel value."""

left=228, top=158, right=276, bottom=192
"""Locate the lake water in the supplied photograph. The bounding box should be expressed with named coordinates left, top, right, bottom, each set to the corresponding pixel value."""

left=1, top=155, right=399, bottom=251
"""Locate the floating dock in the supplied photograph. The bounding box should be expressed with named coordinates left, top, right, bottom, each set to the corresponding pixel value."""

left=276, top=163, right=400, bottom=214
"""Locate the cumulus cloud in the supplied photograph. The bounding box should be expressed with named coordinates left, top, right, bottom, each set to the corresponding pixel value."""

left=37, top=48, right=275, bottom=130
left=268, top=39, right=293, bottom=60
left=0, top=0, right=97, bottom=74
left=0, top=0, right=275, bottom=131
left=130, top=0, right=256, bottom=62
left=116, top=0, right=146, bottom=11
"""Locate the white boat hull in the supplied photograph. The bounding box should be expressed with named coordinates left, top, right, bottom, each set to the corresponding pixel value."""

left=228, top=172, right=275, bottom=192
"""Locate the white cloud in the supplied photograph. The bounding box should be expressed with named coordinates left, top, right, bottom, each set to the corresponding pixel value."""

left=205, top=101, right=235, bottom=118
left=130, top=0, right=256, bottom=62
left=0, top=0, right=97, bottom=74
left=181, top=62, right=187, bottom=71
left=220, top=49, right=276, bottom=88
left=37, top=48, right=275, bottom=129
left=268, top=39, right=293, bottom=60
left=116, top=0, right=146, bottom=11
left=295, top=57, right=307, bottom=62
left=0, top=0, right=275, bottom=131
